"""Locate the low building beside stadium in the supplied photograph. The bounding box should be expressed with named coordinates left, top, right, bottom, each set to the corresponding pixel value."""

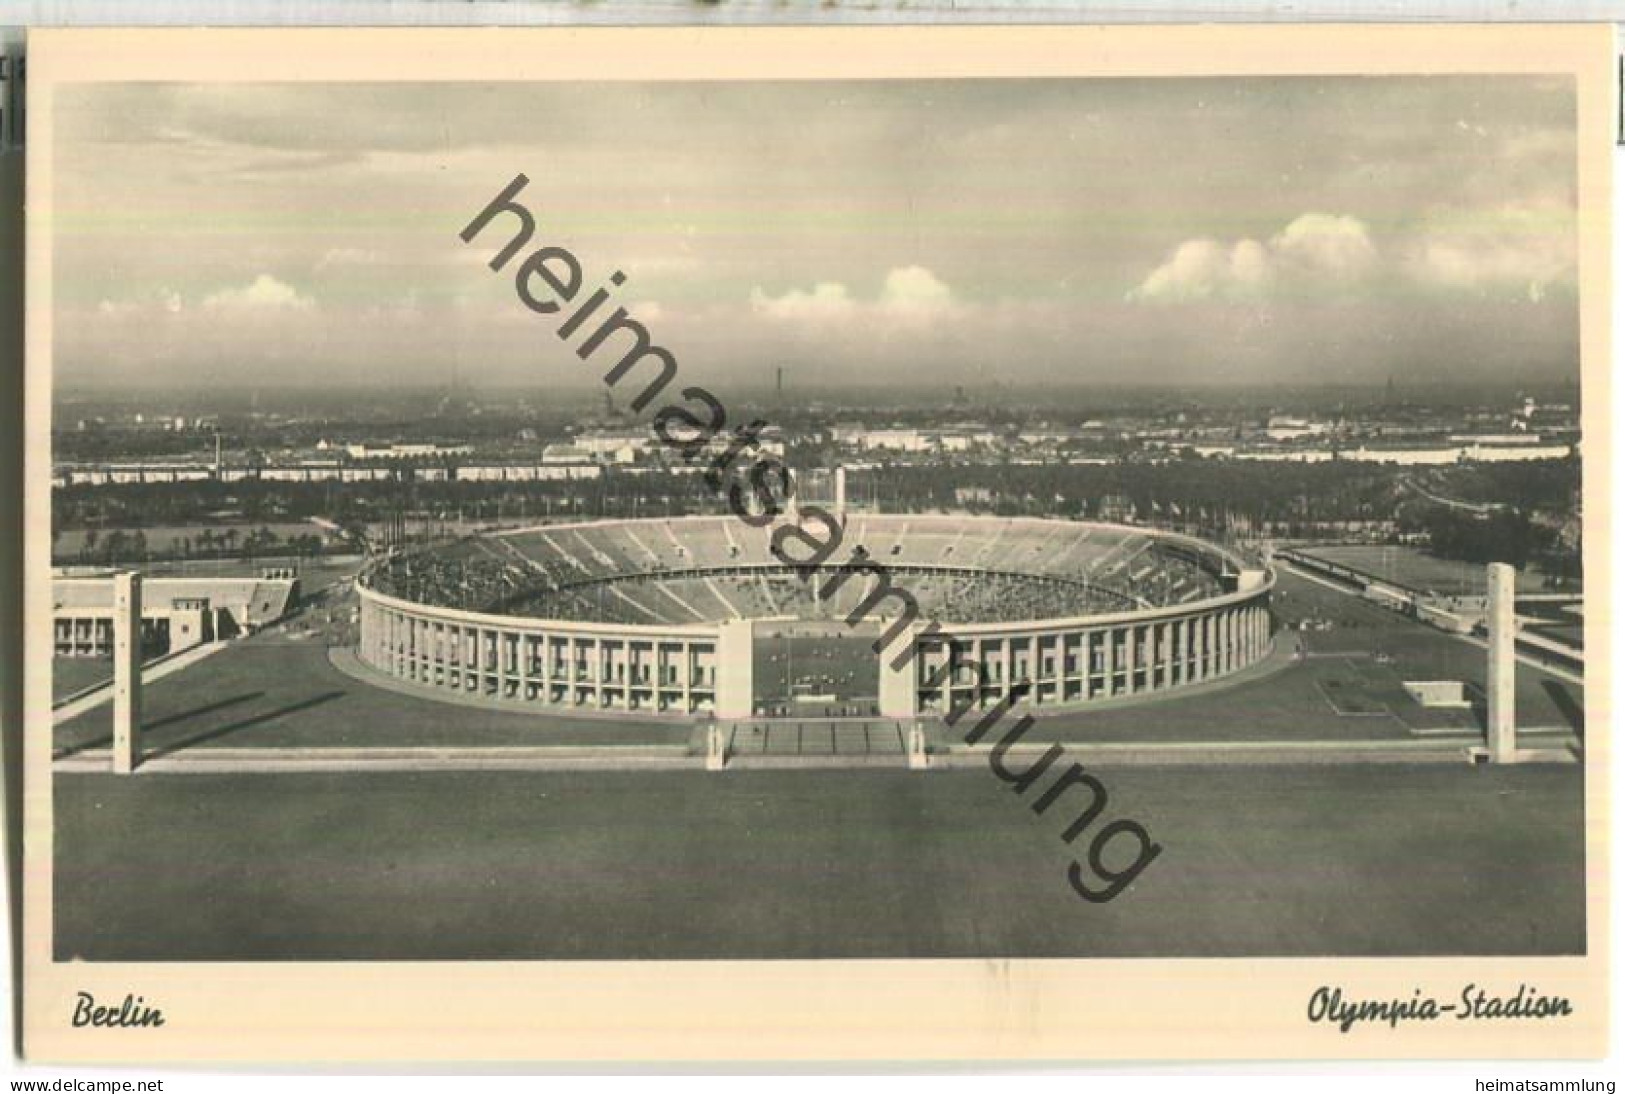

left=53, top=573, right=299, bottom=658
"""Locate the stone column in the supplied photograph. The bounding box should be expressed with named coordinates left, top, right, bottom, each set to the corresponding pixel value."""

left=112, top=572, right=143, bottom=775
left=907, top=721, right=929, bottom=770
left=1486, top=562, right=1517, bottom=763
left=705, top=720, right=728, bottom=771
left=878, top=624, right=920, bottom=718
left=715, top=619, right=754, bottom=719
left=682, top=641, right=694, bottom=714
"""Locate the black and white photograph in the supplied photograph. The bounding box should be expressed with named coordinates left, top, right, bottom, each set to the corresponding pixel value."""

left=18, top=25, right=1613, bottom=1064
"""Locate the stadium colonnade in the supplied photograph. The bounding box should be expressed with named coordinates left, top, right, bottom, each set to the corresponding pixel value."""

left=354, top=515, right=1275, bottom=720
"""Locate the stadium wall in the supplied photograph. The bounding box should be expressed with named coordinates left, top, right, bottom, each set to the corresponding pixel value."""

left=354, top=518, right=1276, bottom=720
left=356, top=584, right=725, bottom=715
left=898, top=584, right=1274, bottom=716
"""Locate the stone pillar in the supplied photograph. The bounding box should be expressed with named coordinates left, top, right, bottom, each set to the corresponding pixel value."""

left=591, top=636, right=605, bottom=706
left=1100, top=629, right=1116, bottom=698
left=705, top=720, right=727, bottom=771
left=878, top=624, right=920, bottom=718
left=1123, top=625, right=1138, bottom=695
left=112, top=572, right=143, bottom=775
left=1486, top=562, right=1517, bottom=763
left=682, top=641, right=694, bottom=714
left=907, top=721, right=929, bottom=770
left=834, top=465, right=848, bottom=521
left=714, top=618, right=755, bottom=719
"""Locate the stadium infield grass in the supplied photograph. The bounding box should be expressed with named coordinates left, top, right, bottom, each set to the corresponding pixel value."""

left=54, top=763, right=1584, bottom=961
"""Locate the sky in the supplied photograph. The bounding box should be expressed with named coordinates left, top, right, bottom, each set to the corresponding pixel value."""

left=52, top=76, right=1579, bottom=392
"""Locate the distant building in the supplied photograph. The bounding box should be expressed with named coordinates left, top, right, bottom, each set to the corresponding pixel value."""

left=343, top=442, right=473, bottom=461
left=1264, top=416, right=1331, bottom=442
left=541, top=443, right=593, bottom=465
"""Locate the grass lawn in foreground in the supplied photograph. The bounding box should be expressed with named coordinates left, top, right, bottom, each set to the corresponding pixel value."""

left=54, top=762, right=1583, bottom=961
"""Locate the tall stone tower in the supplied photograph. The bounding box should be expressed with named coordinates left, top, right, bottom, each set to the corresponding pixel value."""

left=112, top=571, right=144, bottom=774
left=1485, top=562, right=1516, bottom=763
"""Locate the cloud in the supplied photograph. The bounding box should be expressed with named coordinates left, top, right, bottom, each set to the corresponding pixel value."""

left=878, top=265, right=953, bottom=318
left=201, top=274, right=314, bottom=311
left=96, top=288, right=183, bottom=317
left=1129, top=213, right=1377, bottom=303
left=1405, top=201, right=1574, bottom=297
left=314, top=247, right=379, bottom=272
left=1128, top=239, right=1262, bottom=303
left=749, top=281, right=855, bottom=321
left=751, top=265, right=954, bottom=326
left=1132, top=205, right=1572, bottom=308
left=1269, top=213, right=1378, bottom=277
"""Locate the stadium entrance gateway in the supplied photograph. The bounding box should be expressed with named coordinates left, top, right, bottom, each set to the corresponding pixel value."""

left=750, top=620, right=882, bottom=718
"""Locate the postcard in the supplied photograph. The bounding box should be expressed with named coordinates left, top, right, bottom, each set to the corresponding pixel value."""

left=20, top=24, right=1613, bottom=1062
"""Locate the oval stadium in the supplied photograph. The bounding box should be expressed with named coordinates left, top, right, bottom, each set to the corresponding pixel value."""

left=355, top=514, right=1275, bottom=721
